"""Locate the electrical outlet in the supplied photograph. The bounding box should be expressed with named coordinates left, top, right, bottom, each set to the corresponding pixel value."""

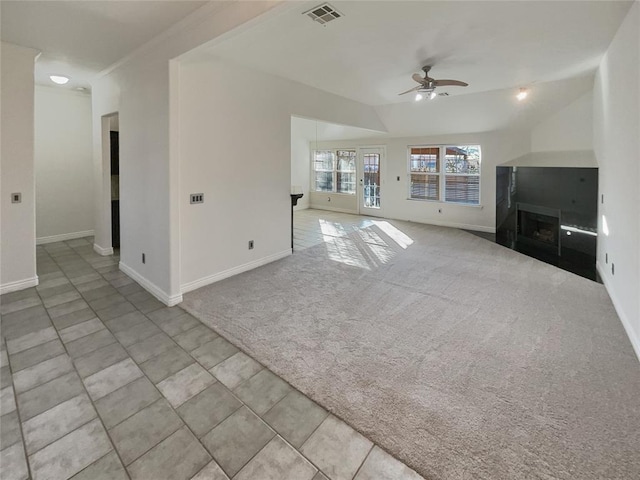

left=397, top=176, right=400, bottom=181
left=11, top=193, right=21, bottom=203
left=142, top=253, right=146, bottom=264
left=248, top=240, right=254, bottom=250
left=190, top=193, right=204, bottom=204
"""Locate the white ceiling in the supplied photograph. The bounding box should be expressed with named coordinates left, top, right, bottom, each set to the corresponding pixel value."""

left=1, top=0, right=207, bottom=90
left=292, top=116, right=386, bottom=142
left=0, top=0, right=633, bottom=137
left=207, top=0, right=633, bottom=106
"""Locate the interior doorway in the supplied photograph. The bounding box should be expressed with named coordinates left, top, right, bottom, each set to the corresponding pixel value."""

left=110, top=127, right=120, bottom=248
left=103, top=113, right=120, bottom=254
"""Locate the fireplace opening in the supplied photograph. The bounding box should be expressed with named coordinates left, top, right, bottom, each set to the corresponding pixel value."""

left=516, top=203, right=561, bottom=256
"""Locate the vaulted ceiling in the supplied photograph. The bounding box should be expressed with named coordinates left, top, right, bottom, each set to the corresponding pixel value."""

left=207, top=1, right=633, bottom=105
left=1, top=0, right=634, bottom=136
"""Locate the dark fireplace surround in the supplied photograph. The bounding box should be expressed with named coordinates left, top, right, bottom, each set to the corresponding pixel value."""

left=496, top=166, right=598, bottom=281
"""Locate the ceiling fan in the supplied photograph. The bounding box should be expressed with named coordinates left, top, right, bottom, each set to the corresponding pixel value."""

left=399, top=66, right=468, bottom=100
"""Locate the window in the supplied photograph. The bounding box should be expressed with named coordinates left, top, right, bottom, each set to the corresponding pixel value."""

left=313, top=150, right=335, bottom=192
left=313, top=149, right=356, bottom=194
left=336, top=150, right=356, bottom=194
left=408, top=145, right=480, bottom=205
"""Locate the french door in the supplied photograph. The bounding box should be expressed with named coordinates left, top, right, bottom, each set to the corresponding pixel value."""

left=359, top=147, right=384, bottom=212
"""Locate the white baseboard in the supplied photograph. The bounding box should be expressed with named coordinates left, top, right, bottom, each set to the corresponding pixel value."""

left=309, top=204, right=359, bottom=215
left=597, top=262, right=640, bottom=362
left=430, top=220, right=495, bottom=233
left=181, top=249, right=292, bottom=294
left=119, top=262, right=183, bottom=307
left=36, top=230, right=94, bottom=245
left=352, top=211, right=496, bottom=233
left=1, top=276, right=39, bottom=295
left=93, top=244, right=114, bottom=256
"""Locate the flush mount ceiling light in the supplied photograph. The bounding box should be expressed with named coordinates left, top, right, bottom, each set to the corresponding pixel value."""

left=516, top=88, right=529, bottom=101
left=49, top=75, right=69, bottom=85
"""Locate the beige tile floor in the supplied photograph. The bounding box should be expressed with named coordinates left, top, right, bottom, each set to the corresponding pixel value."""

left=0, top=224, right=423, bottom=480
left=293, top=208, right=380, bottom=252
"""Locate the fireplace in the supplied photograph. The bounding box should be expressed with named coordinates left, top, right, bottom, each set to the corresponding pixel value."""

left=516, top=203, right=561, bottom=256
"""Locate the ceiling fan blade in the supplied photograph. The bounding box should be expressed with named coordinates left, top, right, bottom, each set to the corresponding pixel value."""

left=398, top=86, right=421, bottom=95
left=412, top=73, right=426, bottom=84
left=433, top=79, right=468, bottom=87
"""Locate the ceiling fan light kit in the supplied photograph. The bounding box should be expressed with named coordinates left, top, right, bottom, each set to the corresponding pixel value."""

left=400, top=65, right=468, bottom=101
left=517, top=88, right=529, bottom=101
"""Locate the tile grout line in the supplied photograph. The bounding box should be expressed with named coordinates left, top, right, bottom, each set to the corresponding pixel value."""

left=12, top=234, right=420, bottom=480
left=2, top=335, right=34, bottom=480
left=47, top=242, right=221, bottom=473
left=30, top=246, right=133, bottom=480
left=350, top=443, right=375, bottom=480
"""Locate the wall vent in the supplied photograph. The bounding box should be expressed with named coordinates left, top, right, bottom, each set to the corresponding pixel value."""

left=304, top=3, right=343, bottom=25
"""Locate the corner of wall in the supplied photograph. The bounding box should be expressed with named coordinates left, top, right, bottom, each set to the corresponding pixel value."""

left=597, top=262, right=640, bottom=361
left=119, top=261, right=183, bottom=307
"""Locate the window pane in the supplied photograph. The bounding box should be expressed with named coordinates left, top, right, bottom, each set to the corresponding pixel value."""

left=314, top=150, right=334, bottom=171
left=363, top=153, right=380, bottom=207
left=337, top=172, right=355, bottom=194
left=410, top=147, right=439, bottom=173
left=337, top=150, right=356, bottom=172
left=410, top=174, right=439, bottom=200
left=315, top=171, right=333, bottom=192
left=445, top=146, right=480, bottom=174
left=445, top=175, right=480, bottom=204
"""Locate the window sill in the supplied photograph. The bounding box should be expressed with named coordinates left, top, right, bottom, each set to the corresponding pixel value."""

left=406, top=198, right=483, bottom=208
left=312, top=191, right=357, bottom=197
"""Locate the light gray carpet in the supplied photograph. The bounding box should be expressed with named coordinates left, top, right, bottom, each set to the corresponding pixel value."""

left=182, top=219, right=640, bottom=480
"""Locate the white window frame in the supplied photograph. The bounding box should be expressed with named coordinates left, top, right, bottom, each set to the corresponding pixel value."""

left=407, top=144, right=481, bottom=205
left=312, top=149, right=357, bottom=195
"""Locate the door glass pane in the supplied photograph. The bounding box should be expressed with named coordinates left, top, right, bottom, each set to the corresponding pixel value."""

left=363, top=153, right=380, bottom=208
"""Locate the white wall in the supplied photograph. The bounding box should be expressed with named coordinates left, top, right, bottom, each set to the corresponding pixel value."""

left=178, top=57, right=386, bottom=291
left=531, top=90, right=593, bottom=152
left=35, top=86, right=94, bottom=242
left=593, top=2, right=640, bottom=358
left=1, top=43, right=39, bottom=293
left=314, top=130, right=530, bottom=232
left=290, top=120, right=310, bottom=211
left=91, top=1, right=287, bottom=304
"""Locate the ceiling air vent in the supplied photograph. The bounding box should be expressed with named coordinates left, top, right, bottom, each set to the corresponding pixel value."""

left=304, top=3, right=343, bottom=25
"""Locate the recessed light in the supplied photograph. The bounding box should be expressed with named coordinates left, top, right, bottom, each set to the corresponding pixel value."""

left=49, top=75, right=69, bottom=85
left=516, top=88, right=528, bottom=101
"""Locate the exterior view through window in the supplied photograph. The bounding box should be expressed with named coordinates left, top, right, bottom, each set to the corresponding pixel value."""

left=363, top=152, right=381, bottom=208
left=409, top=145, right=480, bottom=205
left=313, top=150, right=356, bottom=194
